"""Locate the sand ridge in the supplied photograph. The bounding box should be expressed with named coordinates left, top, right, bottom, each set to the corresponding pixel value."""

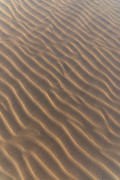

left=0, top=0, right=120, bottom=179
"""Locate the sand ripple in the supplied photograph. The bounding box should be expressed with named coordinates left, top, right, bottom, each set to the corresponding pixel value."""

left=0, top=0, right=120, bottom=179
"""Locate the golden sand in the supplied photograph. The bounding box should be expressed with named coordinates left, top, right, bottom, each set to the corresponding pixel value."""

left=0, top=0, right=120, bottom=179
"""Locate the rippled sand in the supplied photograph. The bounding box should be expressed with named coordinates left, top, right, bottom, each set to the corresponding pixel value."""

left=0, top=0, right=120, bottom=179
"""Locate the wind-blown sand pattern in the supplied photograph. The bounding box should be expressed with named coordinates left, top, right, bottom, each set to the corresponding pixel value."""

left=0, top=0, right=120, bottom=179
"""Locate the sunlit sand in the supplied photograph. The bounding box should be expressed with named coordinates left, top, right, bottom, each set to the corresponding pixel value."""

left=0, top=0, right=120, bottom=179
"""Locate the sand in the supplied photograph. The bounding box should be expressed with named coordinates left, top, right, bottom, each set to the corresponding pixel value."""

left=0, top=0, right=120, bottom=179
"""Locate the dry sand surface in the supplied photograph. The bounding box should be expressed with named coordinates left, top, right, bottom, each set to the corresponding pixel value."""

left=0, top=0, right=120, bottom=179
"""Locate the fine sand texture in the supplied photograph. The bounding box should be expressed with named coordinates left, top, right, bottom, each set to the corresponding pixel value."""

left=0, top=0, right=120, bottom=179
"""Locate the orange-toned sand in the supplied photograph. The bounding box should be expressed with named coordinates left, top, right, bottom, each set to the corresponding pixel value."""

left=0, top=0, right=120, bottom=179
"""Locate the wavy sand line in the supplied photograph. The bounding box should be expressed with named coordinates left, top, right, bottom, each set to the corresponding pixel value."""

left=0, top=76, right=119, bottom=179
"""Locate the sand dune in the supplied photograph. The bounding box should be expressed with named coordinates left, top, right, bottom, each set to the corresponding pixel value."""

left=0, top=0, right=120, bottom=179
